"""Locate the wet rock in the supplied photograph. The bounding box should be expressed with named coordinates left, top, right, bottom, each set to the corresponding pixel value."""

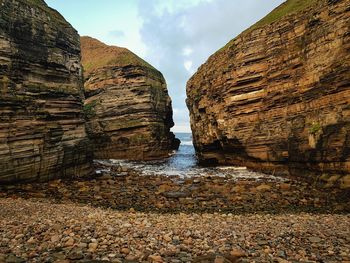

left=309, top=237, right=322, bottom=243
left=5, top=254, right=25, bottom=263
left=163, top=192, right=189, bottom=198
left=186, top=0, right=350, bottom=184
left=256, top=184, right=272, bottom=191
left=230, top=248, right=246, bottom=258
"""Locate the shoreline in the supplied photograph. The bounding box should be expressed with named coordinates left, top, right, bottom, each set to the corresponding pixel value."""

left=1, top=162, right=349, bottom=215
left=1, top=163, right=349, bottom=262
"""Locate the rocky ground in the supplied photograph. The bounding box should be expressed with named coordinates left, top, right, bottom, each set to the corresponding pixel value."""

left=0, top=164, right=349, bottom=262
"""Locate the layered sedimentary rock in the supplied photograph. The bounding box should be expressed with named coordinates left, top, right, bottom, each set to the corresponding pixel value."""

left=81, top=37, right=179, bottom=160
left=0, top=0, right=92, bottom=183
left=187, top=0, right=350, bottom=183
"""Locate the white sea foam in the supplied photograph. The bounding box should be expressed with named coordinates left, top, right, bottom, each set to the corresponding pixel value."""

left=218, top=166, right=247, bottom=170
left=181, top=141, right=193, bottom=146
left=95, top=133, right=286, bottom=182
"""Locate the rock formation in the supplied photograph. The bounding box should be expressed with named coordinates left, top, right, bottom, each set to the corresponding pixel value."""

left=81, top=36, right=179, bottom=160
left=0, top=0, right=92, bottom=183
left=187, top=0, right=350, bottom=184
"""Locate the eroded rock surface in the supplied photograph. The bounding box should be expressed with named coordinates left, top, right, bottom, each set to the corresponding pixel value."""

left=0, top=0, right=92, bottom=183
left=81, top=36, right=179, bottom=160
left=186, top=0, right=350, bottom=183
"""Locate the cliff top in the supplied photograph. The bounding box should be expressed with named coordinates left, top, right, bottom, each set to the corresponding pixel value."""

left=220, top=0, right=319, bottom=52
left=0, top=0, right=70, bottom=26
left=81, top=36, right=156, bottom=74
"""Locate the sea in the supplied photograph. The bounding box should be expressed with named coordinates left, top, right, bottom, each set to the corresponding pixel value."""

left=96, top=133, right=284, bottom=181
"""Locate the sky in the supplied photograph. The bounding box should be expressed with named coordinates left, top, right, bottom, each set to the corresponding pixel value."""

left=45, top=0, right=284, bottom=133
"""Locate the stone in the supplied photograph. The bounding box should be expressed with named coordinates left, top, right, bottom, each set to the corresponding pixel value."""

left=15, top=234, right=24, bottom=239
left=5, top=254, right=25, bottom=263
left=279, top=184, right=291, bottom=191
left=120, top=247, right=130, bottom=255
left=163, top=234, right=172, bottom=242
left=148, top=255, right=163, bottom=262
left=88, top=242, right=98, bottom=251
left=340, top=175, right=350, bottom=189
left=163, top=191, right=189, bottom=198
left=27, top=237, right=36, bottom=244
left=309, top=237, right=322, bottom=243
left=64, top=237, right=75, bottom=247
left=230, top=248, right=246, bottom=258
left=0, top=0, right=93, bottom=184
left=51, top=235, right=60, bottom=243
left=78, top=242, right=88, bottom=248
left=68, top=249, right=84, bottom=260
left=80, top=36, right=180, bottom=160
left=214, top=256, right=225, bottom=263
left=256, top=184, right=272, bottom=191
left=186, top=0, right=350, bottom=184
left=125, top=255, right=138, bottom=261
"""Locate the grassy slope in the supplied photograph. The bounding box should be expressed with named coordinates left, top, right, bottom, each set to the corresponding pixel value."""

left=81, top=36, right=156, bottom=74
left=220, top=0, right=319, bottom=52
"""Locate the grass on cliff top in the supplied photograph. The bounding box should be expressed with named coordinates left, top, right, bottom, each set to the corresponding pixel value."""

left=219, top=0, right=319, bottom=52
left=81, top=36, right=156, bottom=74
left=248, top=0, right=318, bottom=31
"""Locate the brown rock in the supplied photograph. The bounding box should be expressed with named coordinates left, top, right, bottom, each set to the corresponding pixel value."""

left=80, top=36, right=179, bottom=161
left=64, top=238, right=75, bottom=247
left=230, top=248, right=246, bottom=258
left=340, top=175, right=350, bottom=189
left=186, top=0, right=350, bottom=183
left=256, top=184, right=272, bottom=191
left=193, top=254, right=239, bottom=263
left=51, top=235, right=60, bottom=243
left=0, top=0, right=93, bottom=184
left=88, top=242, right=98, bottom=252
left=120, top=247, right=130, bottom=254
left=279, top=183, right=291, bottom=191
left=148, top=255, right=163, bottom=262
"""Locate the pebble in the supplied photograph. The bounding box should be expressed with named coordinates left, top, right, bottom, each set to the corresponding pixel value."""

left=88, top=242, right=98, bottom=251
left=0, top=163, right=349, bottom=263
left=309, top=236, right=322, bottom=243
left=64, top=237, right=74, bottom=247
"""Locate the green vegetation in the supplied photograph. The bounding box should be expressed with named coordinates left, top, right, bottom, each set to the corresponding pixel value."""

left=83, top=49, right=155, bottom=73
left=0, top=76, right=9, bottom=92
left=83, top=101, right=98, bottom=119
left=81, top=37, right=157, bottom=74
left=309, top=122, right=322, bottom=135
left=248, top=0, right=318, bottom=31
left=219, top=0, right=319, bottom=52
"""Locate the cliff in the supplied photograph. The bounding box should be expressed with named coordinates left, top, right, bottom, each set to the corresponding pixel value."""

left=81, top=36, right=179, bottom=160
left=0, top=0, right=93, bottom=183
left=186, top=0, right=350, bottom=185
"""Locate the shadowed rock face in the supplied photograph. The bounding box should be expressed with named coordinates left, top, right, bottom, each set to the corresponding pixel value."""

left=0, top=0, right=93, bottom=183
left=187, top=0, right=350, bottom=182
left=81, top=36, right=180, bottom=160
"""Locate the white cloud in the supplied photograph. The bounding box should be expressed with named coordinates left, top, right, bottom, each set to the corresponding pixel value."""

left=171, top=124, right=192, bottom=133
left=108, top=30, right=126, bottom=39
left=137, top=0, right=284, bottom=130
left=182, top=47, right=193, bottom=56
left=184, top=60, right=193, bottom=72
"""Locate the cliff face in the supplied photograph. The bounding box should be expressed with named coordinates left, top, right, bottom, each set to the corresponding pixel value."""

left=0, top=0, right=93, bottom=183
left=81, top=37, right=179, bottom=160
left=187, top=0, right=350, bottom=183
